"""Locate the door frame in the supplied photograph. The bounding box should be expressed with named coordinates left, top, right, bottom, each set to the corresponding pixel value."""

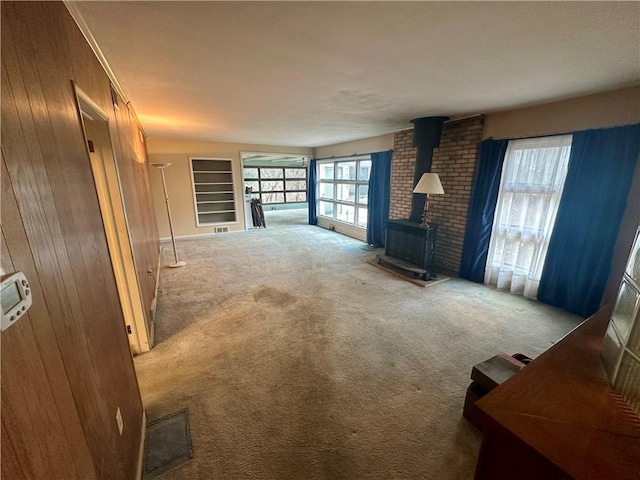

left=73, top=84, right=151, bottom=354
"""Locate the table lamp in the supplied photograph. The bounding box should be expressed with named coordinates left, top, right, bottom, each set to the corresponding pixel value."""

left=412, top=172, right=444, bottom=226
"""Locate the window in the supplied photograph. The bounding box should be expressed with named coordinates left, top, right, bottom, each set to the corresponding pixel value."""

left=485, top=135, right=572, bottom=298
left=243, top=167, right=307, bottom=205
left=317, top=157, right=371, bottom=228
left=603, top=226, right=640, bottom=415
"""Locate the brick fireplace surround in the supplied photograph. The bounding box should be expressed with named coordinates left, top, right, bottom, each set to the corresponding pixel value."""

left=389, top=116, right=484, bottom=272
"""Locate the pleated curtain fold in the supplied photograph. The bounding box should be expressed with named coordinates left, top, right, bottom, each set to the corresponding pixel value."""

left=538, top=124, right=640, bottom=317
left=308, top=158, right=318, bottom=225
left=366, top=150, right=393, bottom=247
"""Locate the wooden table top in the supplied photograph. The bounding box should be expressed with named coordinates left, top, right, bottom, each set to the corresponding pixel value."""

left=477, top=306, right=640, bottom=479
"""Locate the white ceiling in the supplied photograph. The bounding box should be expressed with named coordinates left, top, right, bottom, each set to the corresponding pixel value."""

left=69, top=1, right=640, bottom=148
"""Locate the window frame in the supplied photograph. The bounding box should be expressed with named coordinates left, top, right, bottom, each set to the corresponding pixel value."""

left=484, top=134, right=573, bottom=297
left=317, top=156, right=371, bottom=229
left=243, top=166, right=308, bottom=205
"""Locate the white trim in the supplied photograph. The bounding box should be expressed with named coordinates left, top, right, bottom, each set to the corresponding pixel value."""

left=64, top=2, right=128, bottom=104
left=316, top=217, right=367, bottom=242
left=135, top=410, right=147, bottom=480
left=158, top=229, right=246, bottom=242
left=148, top=245, right=162, bottom=349
left=74, top=84, right=151, bottom=355
left=240, top=151, right=311, bottom=161
left=189, top=157, right=240, bottom=227
left=76, top=90, right=109, bottom=122
left=316, top=156, right=371, bottom=229
left=64, top=2, right=147, bottom=137
left=315, top=154, right=372, bottom=163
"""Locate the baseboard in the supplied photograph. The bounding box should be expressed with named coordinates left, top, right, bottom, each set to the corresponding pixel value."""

left=159, top=229, right=244, bottom=242
left=315, top=218, right=367, bottom=242
left=135, top=409, right=147, bottom=480
left=148, top=246, right=162, bottom=348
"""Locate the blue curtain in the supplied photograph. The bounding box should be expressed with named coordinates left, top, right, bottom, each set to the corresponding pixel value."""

left=459, top=139, right=509, bottom=282
left=538, top=124, right=640, bottom=318
left=366, top=150, right=393, bottom=247
left=308, top=158, right=318, bottom=225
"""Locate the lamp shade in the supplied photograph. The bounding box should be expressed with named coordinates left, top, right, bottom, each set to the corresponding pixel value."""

left=150, top=162, right=172, bottom=169
left=413, top=172, right=444, bottom=194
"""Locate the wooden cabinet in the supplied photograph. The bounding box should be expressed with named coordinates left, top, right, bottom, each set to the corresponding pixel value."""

left=190, top=158, right=237, bottom=226
left=380, top=220, right=437, bottom=279
left=474, top=307, right=640, bottom=480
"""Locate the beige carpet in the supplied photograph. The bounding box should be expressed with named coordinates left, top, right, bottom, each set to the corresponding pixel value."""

left=134, top=209, right=581, bottom=480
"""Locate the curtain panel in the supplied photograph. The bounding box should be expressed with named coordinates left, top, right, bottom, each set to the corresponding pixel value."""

left=308, top=158, right=318, bottom=225
left=484, top=135, right=573, bottom=298
left=366, top=150, right=393, bottom=247
left=459, top=139, right=508, bottom=282
left=538, top=123, right=640, bottom=318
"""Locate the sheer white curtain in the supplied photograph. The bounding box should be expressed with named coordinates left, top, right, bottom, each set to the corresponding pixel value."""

left=485, top=135, right=572, bottom=298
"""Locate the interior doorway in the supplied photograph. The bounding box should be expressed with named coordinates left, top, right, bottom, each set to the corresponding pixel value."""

left=74, top=85, right=153, bottom=354
left=240, top=152, right=310, bottom=229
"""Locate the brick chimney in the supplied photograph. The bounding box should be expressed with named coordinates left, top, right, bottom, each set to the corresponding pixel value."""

left=408, top=116, right=449, bottom=223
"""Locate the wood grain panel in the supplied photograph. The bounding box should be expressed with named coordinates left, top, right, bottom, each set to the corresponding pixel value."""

left=0, top=2, right=156, bottom=478
left=1, top=229, right=15, bottom=273
left=2, top=156, right=96, bottom=478
left=64, top=0, right=160, bottom=334
left=1, top=4, right=138, bottom=477
left=112, top=93, right=160, bottom=333
left=58, top=7, right=147, bottom=469
left=2, top=420, right=25, bottom=480
left=1, top=17, right=119, bottom=477
left=0, top=212, right=79, bottom=478
left=475, top=307, right=640, bottom=479
left=1, top=316, right=80, bottom=479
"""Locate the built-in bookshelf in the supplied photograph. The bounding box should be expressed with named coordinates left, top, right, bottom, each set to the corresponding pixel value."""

left=190, top=157, right=237, bottom=226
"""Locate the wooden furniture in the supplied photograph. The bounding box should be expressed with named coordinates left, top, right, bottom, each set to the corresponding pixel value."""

left=376, top=220, right=437, bottom=280
left=474, top=306, right=640, bottom=480
left=464, top=353, right=527, bottom=430
left=190, top=157, right=237, bottom=225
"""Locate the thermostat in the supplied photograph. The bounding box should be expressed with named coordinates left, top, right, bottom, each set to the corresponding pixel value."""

left=1, top=271, right=32, bottom=331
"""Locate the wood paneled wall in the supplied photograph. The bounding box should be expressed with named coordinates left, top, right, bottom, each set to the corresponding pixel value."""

left=1, top=2, right=159, bottom=478
left=112, top=89, right=161, bottom=331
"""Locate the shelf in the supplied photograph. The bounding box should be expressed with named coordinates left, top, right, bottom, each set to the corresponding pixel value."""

left=195, top=187, right=231, bottom=193
left=190, top=157, right=237, bottom=227
left=197, top=211, right=237, bottom=224
left=198, top=203, right=235, bottom=213
left=194, top=182, right=233, bottom=185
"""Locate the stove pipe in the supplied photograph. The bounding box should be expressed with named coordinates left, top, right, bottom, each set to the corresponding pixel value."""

left=408, top=116, right=449, bottom=223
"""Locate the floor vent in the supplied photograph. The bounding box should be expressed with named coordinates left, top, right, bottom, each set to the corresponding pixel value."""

left=215, top=227, right=229, bottom=233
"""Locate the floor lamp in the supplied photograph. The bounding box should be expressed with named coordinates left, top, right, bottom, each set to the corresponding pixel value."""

left=151, top=163, right=186, bottom=268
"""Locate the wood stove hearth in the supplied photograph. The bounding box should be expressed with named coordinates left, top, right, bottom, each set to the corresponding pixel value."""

left=379, top=116, right=447, bottom=278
